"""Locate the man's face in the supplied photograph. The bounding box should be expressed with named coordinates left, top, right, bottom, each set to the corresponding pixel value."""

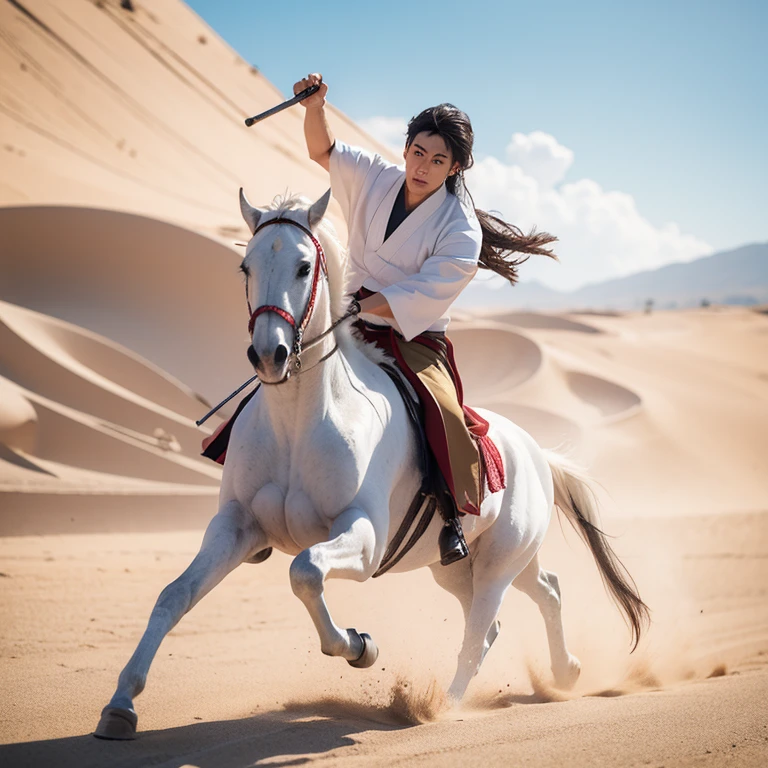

left=403, top=131, right=460, bottom=207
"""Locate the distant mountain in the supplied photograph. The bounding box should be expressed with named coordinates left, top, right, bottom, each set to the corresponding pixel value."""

left=457, top=243, right=768, bottom=311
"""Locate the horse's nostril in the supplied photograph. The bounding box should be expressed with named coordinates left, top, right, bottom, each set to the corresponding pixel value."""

left=274, top=344, right=288, bottom=366
left=247, top=345, right=260, bottom=369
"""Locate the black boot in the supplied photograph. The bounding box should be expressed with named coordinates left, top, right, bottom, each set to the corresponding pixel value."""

left=439, top=517, right=469, bottom=566
left=433, top=470, right=469, bottom=566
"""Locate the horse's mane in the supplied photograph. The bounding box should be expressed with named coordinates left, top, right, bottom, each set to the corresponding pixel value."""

left=266, top=194, right=350, bottom=322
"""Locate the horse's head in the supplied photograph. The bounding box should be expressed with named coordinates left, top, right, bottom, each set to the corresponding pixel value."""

left=239, top=189, right=338, bottom=384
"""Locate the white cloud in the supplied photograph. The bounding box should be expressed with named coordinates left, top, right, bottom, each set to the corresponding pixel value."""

left=503, top=131, right=574, bottom=189
left=359, top=118, right=713, bottom=292
left=468, top=161, right=713, bottom=291
left=357, top=116, right=408, bottom=157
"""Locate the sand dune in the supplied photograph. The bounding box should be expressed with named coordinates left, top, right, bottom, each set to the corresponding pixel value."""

left=451, top=317, right=645, bottom=448
left=1, top=205, right=256, bottom=402
left=480, top=401, right=584, bottom=451
left=0, top=377, right=36, bottom=449
left=488, top=310, right=605, bottom=334
left=1, top=0, right=767, bottom=765
left=0, top=272, right=229, bottom=534
left=564, top=370, right=642, bottom=419
left=0, top=0, right=393, bottom=240
left=0, top=301, right=214, bottom=450
left=0, top=296, right=222, bottom=485
left=0, top=294, right=223, bottom=534
left=449, top=324, right=543, bottom=398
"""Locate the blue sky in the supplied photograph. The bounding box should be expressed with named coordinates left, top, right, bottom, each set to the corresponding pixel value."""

left=187, top=0, right=767, bottom=290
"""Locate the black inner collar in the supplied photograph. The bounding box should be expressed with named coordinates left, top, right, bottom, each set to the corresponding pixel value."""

left=384, top=182, right=411, bottom=242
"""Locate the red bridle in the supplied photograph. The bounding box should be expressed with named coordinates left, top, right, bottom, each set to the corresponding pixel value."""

left=196, top=217, right=357, bottom=415
left=245, top=217, right=328, bottom=364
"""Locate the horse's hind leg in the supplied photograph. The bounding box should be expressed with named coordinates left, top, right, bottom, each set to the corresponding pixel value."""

left=512, top=553, right=581, bottom=689
left=446, top=569, right=511, bottom=703
left=289, top=506, right=379, bottom=666
left=429, top=559, right=501, bottom=664
left=445, top=524, right=544, bottom=703
left=94, top=501, right=265, bottom=739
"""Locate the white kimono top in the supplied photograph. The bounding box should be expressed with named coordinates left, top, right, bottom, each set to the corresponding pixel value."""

left=330, top=140, right=482, bottom=341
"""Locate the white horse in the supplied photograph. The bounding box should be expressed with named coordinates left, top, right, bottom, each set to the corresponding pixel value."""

left=95, top=191, right=649, bottom=739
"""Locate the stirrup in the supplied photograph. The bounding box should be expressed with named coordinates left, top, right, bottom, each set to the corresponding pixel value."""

left=439, top=518, right=469, bottom=566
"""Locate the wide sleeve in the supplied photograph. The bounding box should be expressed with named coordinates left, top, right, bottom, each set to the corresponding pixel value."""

left=329, top=140, right=388, bottom=224
left=379, top=225, right=482, bottom=341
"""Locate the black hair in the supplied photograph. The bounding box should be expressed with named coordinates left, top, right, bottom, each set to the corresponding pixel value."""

left=406, top=104, right=558, bottom=284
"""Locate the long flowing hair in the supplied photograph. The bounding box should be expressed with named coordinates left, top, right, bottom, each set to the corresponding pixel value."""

left=406, top=104, right=558, bottom=284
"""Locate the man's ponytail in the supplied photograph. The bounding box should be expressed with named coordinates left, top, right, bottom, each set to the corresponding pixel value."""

left=474, top=209, right=558, bottom=285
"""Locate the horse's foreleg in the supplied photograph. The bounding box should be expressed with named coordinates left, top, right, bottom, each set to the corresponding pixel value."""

left=513, top=553, right=581, bottom=689
left=94, top=501, right=265, bottom=739
left=289, top=507, right=379, bottom=666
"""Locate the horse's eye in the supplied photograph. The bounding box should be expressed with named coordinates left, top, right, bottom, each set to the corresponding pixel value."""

left=297, top=262, right=311, bottom=279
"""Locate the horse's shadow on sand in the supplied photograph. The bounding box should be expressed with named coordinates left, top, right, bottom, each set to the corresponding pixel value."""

left=0, top=699, right=415, bottom=768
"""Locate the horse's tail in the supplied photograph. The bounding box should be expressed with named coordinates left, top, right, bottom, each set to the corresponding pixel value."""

left=544, top=450, right=650, bottom=651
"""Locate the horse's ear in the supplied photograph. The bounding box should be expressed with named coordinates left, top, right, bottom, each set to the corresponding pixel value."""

left=239, top=187, right=263, bottom=235
left=308, top=188, right=332, bottom=232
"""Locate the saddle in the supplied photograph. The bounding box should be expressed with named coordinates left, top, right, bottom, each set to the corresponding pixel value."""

left=373, top=359, right=442, bottom=575
left=364, top=353, right=506, bottom=575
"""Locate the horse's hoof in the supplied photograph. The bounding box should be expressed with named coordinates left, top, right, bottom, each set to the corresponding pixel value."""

left=347, top=630, right=378, bottom=669
left=93, top=706, right=138, bottom=740
left=553, top=654, right=581, bottom=690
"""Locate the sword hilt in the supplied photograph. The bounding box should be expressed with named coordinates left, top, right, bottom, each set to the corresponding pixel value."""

left=245, top=84, right=320, bottom=127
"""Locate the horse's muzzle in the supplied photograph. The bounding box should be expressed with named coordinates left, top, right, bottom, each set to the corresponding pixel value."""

left=247, top=343, right=291, bottom=383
